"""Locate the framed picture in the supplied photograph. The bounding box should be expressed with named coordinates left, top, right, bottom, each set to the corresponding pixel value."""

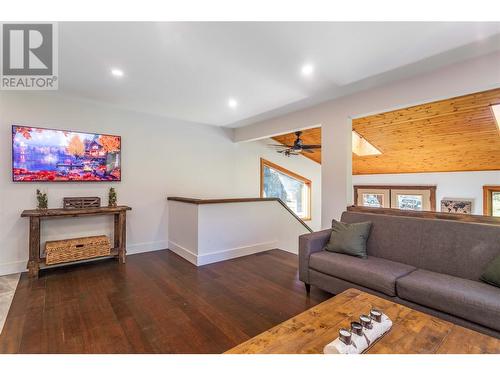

left=362, top=193, right=385, bottom=208
left=441, top=198, right=473, bottom=215
left=354, top=185, right=436, bottom=211
left=390, top=188, right=434, bottom=211
left=396, top=194, right=423, bottom=211
left=355, top=187, right=390, bottom=208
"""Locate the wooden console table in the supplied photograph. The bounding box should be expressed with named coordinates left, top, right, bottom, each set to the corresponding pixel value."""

left=21, top=206, right=132, bottom=278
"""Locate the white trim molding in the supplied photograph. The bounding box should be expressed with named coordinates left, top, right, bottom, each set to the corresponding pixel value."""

left=168, top=240, right=277, bottom=266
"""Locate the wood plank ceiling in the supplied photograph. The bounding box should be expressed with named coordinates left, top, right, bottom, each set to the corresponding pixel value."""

left=353, top=88, right=500, bottom=174
left=271, top=88, right=500, bottom=175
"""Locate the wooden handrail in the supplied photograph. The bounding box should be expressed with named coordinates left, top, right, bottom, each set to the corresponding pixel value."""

left=347, top=205, right=500, bottom=225
left=167, top=197, right=313, bottom=232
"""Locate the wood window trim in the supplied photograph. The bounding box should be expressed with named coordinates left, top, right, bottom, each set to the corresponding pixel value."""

left=483, top=185, right=500, bottom=216
left=260, top=158, right=312, bottom=221
left=354, top=185, right=437, bottom=211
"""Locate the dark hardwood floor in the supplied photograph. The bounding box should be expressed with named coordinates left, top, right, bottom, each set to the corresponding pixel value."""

left=0, top=249, right=331, bottom=353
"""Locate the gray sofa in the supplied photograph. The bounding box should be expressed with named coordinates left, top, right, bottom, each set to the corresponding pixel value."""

left=299, top=210, right=500, bottom=338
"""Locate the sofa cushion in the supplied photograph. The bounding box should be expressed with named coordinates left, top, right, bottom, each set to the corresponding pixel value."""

left=481, top=254, right=500, bottom=288
left=309, top=251, right=416, bottom=296
left=397, top=269, right=500, bottom=331
left=324, top=219, right=372, bottom=258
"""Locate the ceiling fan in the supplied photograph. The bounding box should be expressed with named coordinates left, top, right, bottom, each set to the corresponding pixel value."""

left=270, top=131, right=321, bottom=157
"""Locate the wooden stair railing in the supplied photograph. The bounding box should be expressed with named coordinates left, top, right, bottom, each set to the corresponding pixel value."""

left=167, top=197, right=313, bottom=233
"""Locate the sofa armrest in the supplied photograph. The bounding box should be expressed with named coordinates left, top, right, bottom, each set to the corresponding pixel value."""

left=298, top=229, right=332, bottom=283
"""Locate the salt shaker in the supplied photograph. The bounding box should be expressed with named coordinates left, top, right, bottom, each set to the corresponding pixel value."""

left=350, top=321, right=363, bottom=336
left=370, top=309, right=382, bottom=323
left=360, top=314, right=373, bottom=329
left=339, top=328, right=352, bottom=345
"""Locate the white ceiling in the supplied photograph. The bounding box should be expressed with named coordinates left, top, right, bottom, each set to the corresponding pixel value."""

left=58, top=22, right=500, bottom=127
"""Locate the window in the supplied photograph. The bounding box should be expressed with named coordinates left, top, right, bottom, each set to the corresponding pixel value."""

left=494, top=192, right=500, bottom=217
left=483, top=186, right=500, bottom=217
left=260, top=158, right=311, bottom=220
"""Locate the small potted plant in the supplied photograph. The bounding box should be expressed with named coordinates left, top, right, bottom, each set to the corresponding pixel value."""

left=36, top=189, right=48, bottom=210
left=108, top=187, right=117, bottom=207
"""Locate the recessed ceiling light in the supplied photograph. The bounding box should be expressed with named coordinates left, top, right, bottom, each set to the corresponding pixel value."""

left=301, top=64, right=314, bottom=76
left=491, top=104, right=500, bottom=133
left=111, top=68, right=124, bottom=78
left=228, top=98, right=238, bottom=109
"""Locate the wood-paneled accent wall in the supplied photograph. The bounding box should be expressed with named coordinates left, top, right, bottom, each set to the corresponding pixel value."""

left=352, top=88, right=500, bottom=174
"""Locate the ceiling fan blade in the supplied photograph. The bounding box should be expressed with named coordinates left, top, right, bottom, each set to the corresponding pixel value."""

left=301, top=145, right=321, bottom=149
left=268, top=144, right=293, bottom=148
left=302, top=149, right=314, bottom=153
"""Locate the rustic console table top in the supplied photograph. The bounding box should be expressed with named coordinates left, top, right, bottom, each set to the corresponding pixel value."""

left=225, top=288, right=500, bottom=354
left=21, top=205, right=131, bottom=218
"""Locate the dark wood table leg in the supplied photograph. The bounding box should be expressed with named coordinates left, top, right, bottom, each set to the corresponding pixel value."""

left=114, top=211, right=127, bottom=264
left=27, top=217, right=41, bottom=278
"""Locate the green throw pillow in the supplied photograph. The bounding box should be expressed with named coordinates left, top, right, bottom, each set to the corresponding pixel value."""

left=481, top=255, right=500, bottom=288
left=324, top=219, right=372, bottom=258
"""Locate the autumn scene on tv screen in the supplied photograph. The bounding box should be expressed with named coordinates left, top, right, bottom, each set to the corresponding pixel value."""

left=12, top=126, right=121, bottom=181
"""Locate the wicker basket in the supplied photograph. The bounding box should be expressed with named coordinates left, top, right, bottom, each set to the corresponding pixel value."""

left=45, top=235, right=111, bottom=265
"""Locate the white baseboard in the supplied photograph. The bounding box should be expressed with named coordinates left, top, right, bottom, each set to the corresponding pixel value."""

left=0, top=241, right=168, bottom=276
left=197, top=241, right=277, bottom=265
left=168, top=241, right=198, bottom=265
left=168, top=240, right=278, bottom=266
left=0, top=260, right=26, bottom=276
left=127, top=240, right=168, bottom=255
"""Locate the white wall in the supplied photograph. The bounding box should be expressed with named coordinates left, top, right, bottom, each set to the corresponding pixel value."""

left=168, top=200, right=310, bottom=266
left=233, top=51, right=500, bottom=227
left=0, top=92, right=321, bottom=275
left=353, top=171, right=500, bottom=215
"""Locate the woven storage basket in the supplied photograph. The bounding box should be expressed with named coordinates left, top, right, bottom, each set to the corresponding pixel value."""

left=45, top=235, right=111, bottom=265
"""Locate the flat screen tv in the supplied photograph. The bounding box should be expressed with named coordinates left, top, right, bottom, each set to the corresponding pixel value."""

left=12, top=126, right=121, bottom=182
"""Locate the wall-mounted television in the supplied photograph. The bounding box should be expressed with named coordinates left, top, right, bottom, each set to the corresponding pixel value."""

left=12, top=126, right=121, bottom=182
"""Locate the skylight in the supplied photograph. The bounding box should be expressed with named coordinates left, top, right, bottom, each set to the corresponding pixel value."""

left=491, top=104, right=500, bottom=133
left=352, top=131, right=381, bottom=156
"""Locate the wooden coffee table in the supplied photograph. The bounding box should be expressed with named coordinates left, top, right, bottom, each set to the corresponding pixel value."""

left=225, top=288, right=500, bottom=354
